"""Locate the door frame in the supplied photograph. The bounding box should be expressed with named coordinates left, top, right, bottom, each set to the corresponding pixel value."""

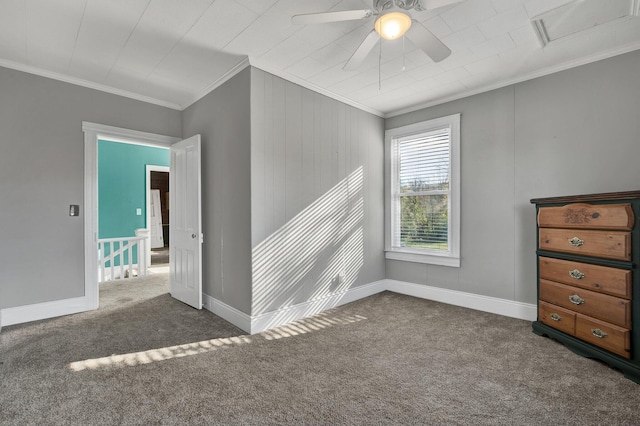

left=146, top=165, right=170, bottom=267
left=83, top=122, right=180, bottom=310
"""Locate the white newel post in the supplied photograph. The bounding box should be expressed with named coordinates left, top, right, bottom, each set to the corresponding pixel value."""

left=135, top=228, right=150, bottom=277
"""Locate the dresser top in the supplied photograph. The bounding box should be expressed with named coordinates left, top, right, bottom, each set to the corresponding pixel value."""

left=531, top=191, right=640, bottom=205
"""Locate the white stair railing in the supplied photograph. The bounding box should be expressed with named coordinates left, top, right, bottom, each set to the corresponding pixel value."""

left=98, top=236, right=147, bottom=282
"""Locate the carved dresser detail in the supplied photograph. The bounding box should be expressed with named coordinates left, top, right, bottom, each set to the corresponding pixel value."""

left=531, top=191, right=640, bottom=383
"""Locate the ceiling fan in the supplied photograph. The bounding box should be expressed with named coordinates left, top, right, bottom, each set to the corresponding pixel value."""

left=292, top=0, right=465, bottom=71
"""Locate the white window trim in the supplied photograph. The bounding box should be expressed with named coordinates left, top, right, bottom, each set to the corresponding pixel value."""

left=384, top=113, right=461, bottom=267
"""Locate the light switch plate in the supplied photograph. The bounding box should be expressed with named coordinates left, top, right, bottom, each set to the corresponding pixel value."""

left=136, top=208, right=142, bottom=215
left=69, top=205, right=80, bottom=216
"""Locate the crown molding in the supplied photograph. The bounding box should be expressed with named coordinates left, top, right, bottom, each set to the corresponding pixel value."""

left=179, top=56, right=251, bottom=110
left=386, top=41, right=640, bottom=118
left=0, top=59, right=182, bottom=110
left=249, top=60, right=385, bottom=118
left=4, top=40, right=639, bottom=121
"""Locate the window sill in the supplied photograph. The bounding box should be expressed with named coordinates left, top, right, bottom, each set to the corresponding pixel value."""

left=385, top=250, right=460, bottom=267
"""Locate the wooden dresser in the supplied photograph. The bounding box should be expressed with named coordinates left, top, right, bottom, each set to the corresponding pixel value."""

left=531, top=191, right=640, bottom=383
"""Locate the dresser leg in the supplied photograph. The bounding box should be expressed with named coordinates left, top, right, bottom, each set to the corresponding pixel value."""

left=531, top=321, right=547, bottom=337
left=623, top=371, right=640, bottom=384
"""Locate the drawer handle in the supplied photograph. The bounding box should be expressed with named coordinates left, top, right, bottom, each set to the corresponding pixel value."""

left=550, top=313, right=562, bottom=321
left=591, top=328, right=608, bottom=339
left=568, top=237, right=584, bottom=247
left=569, top=294, right=585, bottom=305
left=569, top=269, right=585, bottom=280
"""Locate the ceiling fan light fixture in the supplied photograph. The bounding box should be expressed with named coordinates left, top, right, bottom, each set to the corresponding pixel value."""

left=374, top=12, right=412, bottom=40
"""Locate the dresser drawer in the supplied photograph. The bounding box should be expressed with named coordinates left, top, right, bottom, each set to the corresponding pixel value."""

left=575, top=314, right=631, bottom=359
left=539, top=228, right=631, bottom=261
left=539, top=279, right=631, bottom=328
left=538, top=203, right=634, bottom=230
left=539, top=257, right=632, bottom=299
left=539, top=301, right=576, bottom=335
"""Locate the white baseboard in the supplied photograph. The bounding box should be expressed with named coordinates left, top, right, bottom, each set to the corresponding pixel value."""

left=0, top=296, right=94, bottom=328
left=1, top=278, right=536, bottom=333
left=217, top=279, right=535, bottom=333
left=249, top=280, right=387, bottom=334
left=201, top=280, right=387, bottom=334
left=202, top=293, right=252, bottom=333
left=385, top=279, right=537, bottom=321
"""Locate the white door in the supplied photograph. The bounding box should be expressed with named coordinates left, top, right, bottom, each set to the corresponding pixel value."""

left=169, top=135, right=202, bottom=309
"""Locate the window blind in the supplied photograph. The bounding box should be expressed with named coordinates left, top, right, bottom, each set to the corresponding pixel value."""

left=393, top=127, right=451, bottom=251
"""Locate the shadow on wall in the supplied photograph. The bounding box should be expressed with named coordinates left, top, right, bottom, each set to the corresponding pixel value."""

left=252, top=166, right=365, bottom=316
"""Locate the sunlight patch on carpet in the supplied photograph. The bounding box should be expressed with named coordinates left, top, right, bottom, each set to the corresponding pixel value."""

left=68, top=335, right=252, bottom=372
left=260, top=312, right=367, bottom=340
left=68, top=311, right=366, bottom=372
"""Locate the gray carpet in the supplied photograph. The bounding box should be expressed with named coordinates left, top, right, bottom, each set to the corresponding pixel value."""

left=150, top=247, right=169, bottom=265
left=1, top=274, right=640, bottom=425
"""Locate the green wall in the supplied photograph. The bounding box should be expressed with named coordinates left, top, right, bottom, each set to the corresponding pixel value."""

left=98, top=140, right=169, bottom=239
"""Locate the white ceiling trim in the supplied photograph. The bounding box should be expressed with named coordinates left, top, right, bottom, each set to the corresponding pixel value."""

left=180, top=57, right=251, bottom=110
left=0, top=58, right=182, bottom=111
left=386, top=41, right=640, bottom=118
left=250, top=60, right=385, bottom=118
left=4, top=42, right=639, bottom=121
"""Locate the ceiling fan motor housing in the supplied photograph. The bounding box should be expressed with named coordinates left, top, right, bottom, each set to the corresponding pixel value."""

left=375, top=0, right=425, bottom=12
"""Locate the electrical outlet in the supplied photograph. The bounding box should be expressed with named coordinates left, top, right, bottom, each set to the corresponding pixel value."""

left=330, top=274, right=341, bottom=290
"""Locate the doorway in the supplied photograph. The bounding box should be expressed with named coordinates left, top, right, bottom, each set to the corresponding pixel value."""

left=96, top=140, right=170, bottom=309
left=147, top=166, right=170, bottom=268
left=83, top=122, right=179, bottom=311
left=83, top=122, right=203, bottom=313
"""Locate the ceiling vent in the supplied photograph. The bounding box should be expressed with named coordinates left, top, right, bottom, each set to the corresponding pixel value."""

left=532, top=0, right=640, bottom=47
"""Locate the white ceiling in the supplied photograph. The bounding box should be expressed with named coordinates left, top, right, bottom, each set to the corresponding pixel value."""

left=1, top=0, right=639, bottom=117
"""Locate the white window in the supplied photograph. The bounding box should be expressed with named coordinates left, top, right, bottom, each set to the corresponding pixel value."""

left=385, top=113, right=460, bottom=267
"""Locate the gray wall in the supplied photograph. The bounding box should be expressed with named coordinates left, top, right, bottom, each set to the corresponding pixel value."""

left=385, top=49, right=640, bottom=305
left=6, top=45, right=637, bottom=318
left=250, top=68, right=385, bottom=316
left=0, top=66, right=182, bottom=309
left=182, top=68, right=253, bottom=315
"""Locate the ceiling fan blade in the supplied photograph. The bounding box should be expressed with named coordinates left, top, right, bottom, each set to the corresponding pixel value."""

left=292, top=9, right=373, bottom=25
left=406, top=23, right=451, bottom=63
left=419, top=0, right=465, bottom=10
left=343, top=30, right=380, bottom=71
